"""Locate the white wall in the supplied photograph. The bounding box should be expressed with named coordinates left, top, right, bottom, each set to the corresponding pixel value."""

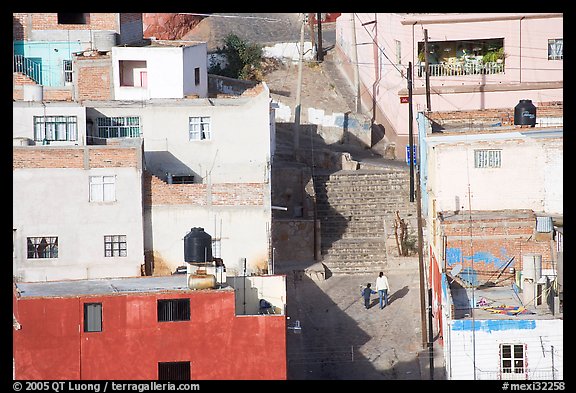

left=147, top=205, right=271, bottom=277
left=12, top=102, right=87, bottom=146
left=113, top=44, right=208, bottom=100
left=427, top=131, right=563, bottom=215
left=87, top=86, right=272, bottom=184
left=13, top=165, right=144, bottom=282
left=446, top=319, right=563, bottom=380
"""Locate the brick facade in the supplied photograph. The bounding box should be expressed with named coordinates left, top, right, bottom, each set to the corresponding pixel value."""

left=13, top=146, right=140, bottom=169
left=29, top=13, right=118, bottom=32
left=441, top=211, right=554, bottom=285
left=143, top=172, right=265, bottom=207
left=75, top=56, right=112, bottom=101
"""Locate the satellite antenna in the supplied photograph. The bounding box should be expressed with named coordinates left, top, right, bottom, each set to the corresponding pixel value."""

left=450, top=264, right=463, bottom=283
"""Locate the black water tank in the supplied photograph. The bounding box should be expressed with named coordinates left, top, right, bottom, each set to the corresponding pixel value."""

left=514, top=99, right=537, bottom=127
left=184, top=227, right=213, bottom=263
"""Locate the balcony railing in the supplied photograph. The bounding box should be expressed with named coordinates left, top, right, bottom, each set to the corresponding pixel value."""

left=13, top=55, right=42, bottom=84
left=418, top=61, right=505, bottom=77
left=475, top=368, right=561, bottom=380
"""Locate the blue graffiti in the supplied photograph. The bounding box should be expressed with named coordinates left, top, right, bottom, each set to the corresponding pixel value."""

left=452, top=319, right=536, bottom=332
left=446, top=248, right=462, bottom=266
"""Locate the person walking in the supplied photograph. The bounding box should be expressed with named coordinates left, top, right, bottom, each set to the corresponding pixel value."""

left=376, top=271, right=390, bottom=309
left=361, top=283, right=377, bottom=309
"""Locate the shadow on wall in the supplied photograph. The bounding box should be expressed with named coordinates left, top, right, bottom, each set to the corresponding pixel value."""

left=144, top=151, right=202, bottom=184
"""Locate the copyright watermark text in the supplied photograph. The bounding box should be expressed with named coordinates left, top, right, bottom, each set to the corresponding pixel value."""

left=13, top=382, right=200, bottom=393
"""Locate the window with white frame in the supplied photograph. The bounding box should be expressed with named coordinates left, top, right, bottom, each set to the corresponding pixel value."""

left=189, top=117, right=211, bottom=141
left=96, top=116, right=141, bottom=138
left=500, top=344, right=525, bottom=375
left=89, top=175, right=116, bottom=202
left=63, top=60, right=73, bottom=83
left=474, top=149, right=501, bottom=168
left=27, top=236, right=58, bottom=259
left=33, top=116, right=78, bottom=142
left=548, top=39, right=563, bottom=60
left=104, top=235, right=127, bottom=257
left=395, top=40, right=402, bottom=65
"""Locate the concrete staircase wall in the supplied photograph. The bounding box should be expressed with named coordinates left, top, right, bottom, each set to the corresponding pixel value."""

left=314, top=169, right=418, bottom=274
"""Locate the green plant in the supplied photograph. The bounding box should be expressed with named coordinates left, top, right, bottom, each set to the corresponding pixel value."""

left=483, top=47, right=506, bottom=63
left=211, top=34, right=264, bottom=81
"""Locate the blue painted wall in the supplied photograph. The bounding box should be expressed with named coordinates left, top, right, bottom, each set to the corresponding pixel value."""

left=452, top=319, right=536, bottom=332
left=13, top=41, right=83, bottom=87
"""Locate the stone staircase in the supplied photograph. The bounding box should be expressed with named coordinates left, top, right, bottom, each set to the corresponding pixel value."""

left=313, top=168, right=418, bottom=274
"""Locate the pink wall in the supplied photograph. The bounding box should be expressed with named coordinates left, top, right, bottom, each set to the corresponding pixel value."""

left=335, top=13, right=563, bottom=146
left=14, top=290, right=287, bottom=380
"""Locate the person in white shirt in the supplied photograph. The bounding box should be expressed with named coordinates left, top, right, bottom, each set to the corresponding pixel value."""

left=375, top=271, right=390, bottom=309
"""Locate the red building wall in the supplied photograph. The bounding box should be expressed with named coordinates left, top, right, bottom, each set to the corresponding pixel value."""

left=14, top=290, right=287, bottom=380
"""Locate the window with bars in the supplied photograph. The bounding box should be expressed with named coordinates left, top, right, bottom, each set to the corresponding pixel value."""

left=474, top=149, right=501, bottom=168
left=548, top=39, right=563, bottom=60
left=84, top=303, right=103, bottom=332
left=395, top=40, right=402, bottom=65
left=96, top=116, right=141, bottom=138
left=33, top=116, right=78, bottom=142
left=501, top=344, right=525, bottom=375
left=158, top=361, right=191, bottom=380
left=63, top=60, right=73, bottom=83
left=27, top=237, right=58, bottom=259
left=104, top=235, right=127, bottom=257
left=89, top=176, right=116, bottom=202
left=195, top=67, right=201, bottom=86
left=189, top=117, right=211, bottom=141
left=157, top=299, right=190, bottom=322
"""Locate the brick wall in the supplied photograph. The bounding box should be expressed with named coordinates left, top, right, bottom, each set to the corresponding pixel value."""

left=13, top=13, right=28, bottom=40
left=12, top=84, right=73, bottom=101
left=442, top=214, right=554, bottom=284
left=13, top=146, right=140, bottom=169
left=120, top=13, right=142, bottom=24
left=30, top=13, right=118, bottom=31
left=143, top=172, right=265, bottom=207
left=75, top=56, right=112, bottom=101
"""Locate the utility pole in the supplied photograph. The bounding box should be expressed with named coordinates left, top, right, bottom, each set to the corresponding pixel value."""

left=316, top=13, right=324, bottom=62
left=351, top=13, right=361, bottom=113
left=408, top=62, right=415, bottom=203
left=424, top=29, right=432, bottom=111
left=293, top=14, right=306, bottom=161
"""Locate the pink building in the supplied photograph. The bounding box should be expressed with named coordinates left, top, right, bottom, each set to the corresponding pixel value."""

left=334, top=13, right=563, bottom=155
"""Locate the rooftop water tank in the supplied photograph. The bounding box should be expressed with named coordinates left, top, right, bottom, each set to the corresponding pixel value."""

left=514, top=99, right=536, bottom=127
left=184, top=227, right=213, bottom=263
left=23, top=84, right=43, bottom=102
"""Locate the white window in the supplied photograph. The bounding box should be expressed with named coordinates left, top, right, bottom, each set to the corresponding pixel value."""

left=500, top=344, right=526, bottom=379
left=395, top=39, right=402, bottom=65
left=97, top=116, right=141, bottom=138
left=104, top=235, right=127, bottom=257
left=34, top=116, right=78, bottom=142
left=548, top=39, right=563, bottom=60
left=474, top=149, right=501, bottom=168
left=189, top=117, right=211, bottom=141
left=89, top=175, right=116, bottom=202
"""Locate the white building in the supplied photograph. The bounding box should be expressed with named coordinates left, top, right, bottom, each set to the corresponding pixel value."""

left=111, top=40, right=208, bottom=100
left=13, top=140, right=145, bottom=282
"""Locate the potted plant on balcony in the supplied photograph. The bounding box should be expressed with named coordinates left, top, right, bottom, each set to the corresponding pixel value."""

left=483, top=47, right=506, bottom=64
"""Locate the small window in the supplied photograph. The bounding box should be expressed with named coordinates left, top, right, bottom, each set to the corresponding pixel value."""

left=194, top=67, right=201, bottom=86
left=158, top=361, right=190, bottom=380
left=474, top=149, right=501, bottom=168
left=33, top=116, right=78, bottom=142
left=501, top=344, right=525, bottom=375
left=63, top=60, right=73, bottom=83
left=104, top=235, right=127, bottom=257
left=189, top=117, right=211, bottom=141
left=89, top=176, right=116, bottom=202
left=548, top=39, right=563, bottom=60
left=158, top=299, right=190, bottom=322
left=84, top=303, right=102, bottom=332
left=27, top=237, right=58, bottom=259
left=96, top=116, right=141, bottom=138
left=395, top=39, right=402, bottom=65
